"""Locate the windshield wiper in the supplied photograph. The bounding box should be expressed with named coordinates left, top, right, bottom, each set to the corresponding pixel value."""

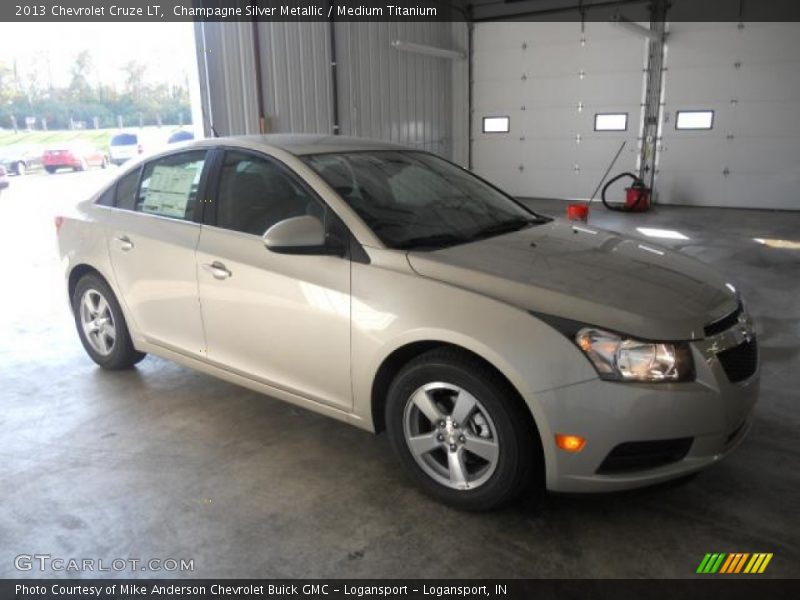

left=394, top=232, right=470, bottom=250
left=472, top=217, right=549, bottom=241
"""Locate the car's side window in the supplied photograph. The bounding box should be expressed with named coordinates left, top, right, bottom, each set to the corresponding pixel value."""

left=115, top=168, right=141, bottom=211
left=135, top=150, right=207, bottom=220
left=215, top=150, right=325, bottom=236
left=95, top=185, right=115, bottom=207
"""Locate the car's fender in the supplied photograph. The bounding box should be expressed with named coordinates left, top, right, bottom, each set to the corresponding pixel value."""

left=350, top=247, right=599, bottom=471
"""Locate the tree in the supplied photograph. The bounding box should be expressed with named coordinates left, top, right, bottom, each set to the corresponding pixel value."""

left=122, top=61, right=146, bottom=103
left=69, top=50, right=94, bottom=102
left=0, top=60, right=14, bottom=105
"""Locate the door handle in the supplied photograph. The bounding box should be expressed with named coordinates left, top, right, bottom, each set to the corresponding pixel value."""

left=201, top=261, right=232, bottom=280
left=114, top=235, right=133, bottom=251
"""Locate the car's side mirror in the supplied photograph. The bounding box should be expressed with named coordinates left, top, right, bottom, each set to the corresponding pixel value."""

left=263, top=215, right=346, bottom=256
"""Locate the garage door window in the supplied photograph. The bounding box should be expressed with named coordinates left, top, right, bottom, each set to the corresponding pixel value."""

left=136, top=151, right=207, bottom=220
left=482, top=116, right=510, bottom=133
left=675, top=110, right=714, bottom=130
left=214, top=151, right=324, bottom=236
left=594, top=113, right=628, bottom=131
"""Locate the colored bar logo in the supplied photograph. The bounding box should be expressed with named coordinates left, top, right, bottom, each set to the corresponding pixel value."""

left=697, top=553, right=773, bottom=574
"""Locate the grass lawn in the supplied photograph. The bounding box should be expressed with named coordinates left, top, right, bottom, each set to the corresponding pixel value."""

left=0, top=129, right=113, bottom=149
left=0, top=126, right=189, bottom=150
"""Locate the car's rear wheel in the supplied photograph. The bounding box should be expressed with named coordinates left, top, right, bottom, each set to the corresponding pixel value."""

left=72, top=274, right=146, bottom=370
left=45, top=166, right=56, bottom=174
left=386, top=348, right=541, bottom=511
left=14, top=161, right=25, bottom=176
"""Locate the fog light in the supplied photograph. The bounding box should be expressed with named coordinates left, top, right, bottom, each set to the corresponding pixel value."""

left=555, top=434, right=586, bottom=452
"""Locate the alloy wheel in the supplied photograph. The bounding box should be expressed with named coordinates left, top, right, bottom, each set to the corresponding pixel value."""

left=79, top=289, right=117, bottom=356
left=403, top=382, right=500, bottom=490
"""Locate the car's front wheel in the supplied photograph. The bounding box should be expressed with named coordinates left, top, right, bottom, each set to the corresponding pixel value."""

left=386, top=348, right=541, bottom=510
left=14, top=161, right=25, bottom=176
left=72, top=273, right=146, bottom=370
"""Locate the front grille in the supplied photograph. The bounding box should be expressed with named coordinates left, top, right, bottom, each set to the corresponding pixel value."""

left=597, top=438, right=693, bottom=474
left=717, top=339, right=758, bottom=383
left=704, top=303, right=743, bottom=337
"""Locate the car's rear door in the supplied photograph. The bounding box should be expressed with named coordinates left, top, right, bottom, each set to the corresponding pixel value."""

left=196, top=148, right=352, bottom=410
left=104, top=149, right=209, bottom=356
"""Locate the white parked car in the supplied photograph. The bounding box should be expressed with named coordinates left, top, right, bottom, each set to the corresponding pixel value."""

left=56, top=135, right=759, bottom=510
left=109, top=132, right=144, bottom=165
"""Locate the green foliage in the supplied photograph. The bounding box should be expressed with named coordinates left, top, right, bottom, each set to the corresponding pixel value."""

left=0, top=52, right=192, bottom=131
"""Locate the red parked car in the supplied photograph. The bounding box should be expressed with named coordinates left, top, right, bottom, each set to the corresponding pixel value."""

left=43, top=142, right=109, bottom=173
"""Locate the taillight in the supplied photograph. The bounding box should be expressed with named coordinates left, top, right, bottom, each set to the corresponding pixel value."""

left=137, top=144, right=143, bottom=154
left=54, top=216, right=64, bottom=232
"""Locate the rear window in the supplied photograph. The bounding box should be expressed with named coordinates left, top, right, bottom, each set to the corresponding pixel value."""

left=111, top=134, right=138, bottom=146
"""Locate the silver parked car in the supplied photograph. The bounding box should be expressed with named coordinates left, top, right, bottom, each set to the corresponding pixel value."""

left=56, top=135, right=758, bottom=510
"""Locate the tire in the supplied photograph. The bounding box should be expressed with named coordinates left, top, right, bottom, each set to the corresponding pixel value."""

left=101, top=156, right=108, bottom=169
left=71, top=273, right=146, bottom=370
left=385, top=348, right=542, bottom=511
left=45, top=166, right=56, bottom=174
left=14, top=161, right=25, bottom=176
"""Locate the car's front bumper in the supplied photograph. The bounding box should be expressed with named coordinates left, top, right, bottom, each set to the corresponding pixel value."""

left=536, top=335, right=759, bottom=493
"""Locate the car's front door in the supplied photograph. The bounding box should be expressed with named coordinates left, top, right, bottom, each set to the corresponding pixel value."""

left=196, top=149, right=352, bottom=410
left=105, top=150, right=208, bottom=356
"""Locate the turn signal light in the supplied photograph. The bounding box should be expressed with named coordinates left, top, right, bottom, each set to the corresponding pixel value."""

left=555, top=434, right=586, bottom=453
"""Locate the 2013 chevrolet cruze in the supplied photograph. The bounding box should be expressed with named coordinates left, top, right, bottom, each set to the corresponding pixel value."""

left=57, top=135, right=759, bottom=510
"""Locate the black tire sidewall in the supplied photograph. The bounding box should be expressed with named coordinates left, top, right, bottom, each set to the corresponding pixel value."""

left=386, top=355, right=537, bottom=511
left=71, top=274, right=142, bottom=370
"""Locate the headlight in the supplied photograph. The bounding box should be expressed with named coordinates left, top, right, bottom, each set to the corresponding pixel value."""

left=575, top=327, right=694, bottom=382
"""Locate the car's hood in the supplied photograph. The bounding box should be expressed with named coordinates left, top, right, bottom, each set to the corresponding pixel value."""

left=406, top=219, right=738, bottom=340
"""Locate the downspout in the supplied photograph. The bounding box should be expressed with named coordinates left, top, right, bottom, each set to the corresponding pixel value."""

left=328, top=4, right=341, bottom=135
left=251, top=19, right=267, bottom=133
left=467, top=21, right=474, bottom=169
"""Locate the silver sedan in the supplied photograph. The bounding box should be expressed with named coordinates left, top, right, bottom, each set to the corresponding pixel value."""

left=56, top=135, right=759, bottom=510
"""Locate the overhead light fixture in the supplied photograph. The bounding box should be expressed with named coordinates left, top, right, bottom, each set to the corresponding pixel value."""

left=391, top=40, right=466, bottom=60
left=611, top=16, right=662, bottom=41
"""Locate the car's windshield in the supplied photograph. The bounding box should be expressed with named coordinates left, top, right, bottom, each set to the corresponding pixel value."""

left=303, top=151, right=548, bottom=250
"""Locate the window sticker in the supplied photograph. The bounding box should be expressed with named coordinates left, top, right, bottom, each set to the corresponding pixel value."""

left=142, top=165, right=196, bottom=218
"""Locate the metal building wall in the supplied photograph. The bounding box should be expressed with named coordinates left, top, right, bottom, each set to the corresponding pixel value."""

left=256, top=22, right=335, bottom=134
left=194, top=21, right=261, bottom=136
left=195, top=21, right=469, bottom=162
left=334, top=22, right=458, bottom=159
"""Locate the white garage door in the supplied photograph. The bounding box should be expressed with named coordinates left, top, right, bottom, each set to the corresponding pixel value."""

left=657, top=22, right=800, bottom=209
left=471, top=22, right=648, bottom=200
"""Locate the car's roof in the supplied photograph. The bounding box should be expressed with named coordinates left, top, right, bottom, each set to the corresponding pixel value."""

left=197, top=133, right=409, bottom=156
